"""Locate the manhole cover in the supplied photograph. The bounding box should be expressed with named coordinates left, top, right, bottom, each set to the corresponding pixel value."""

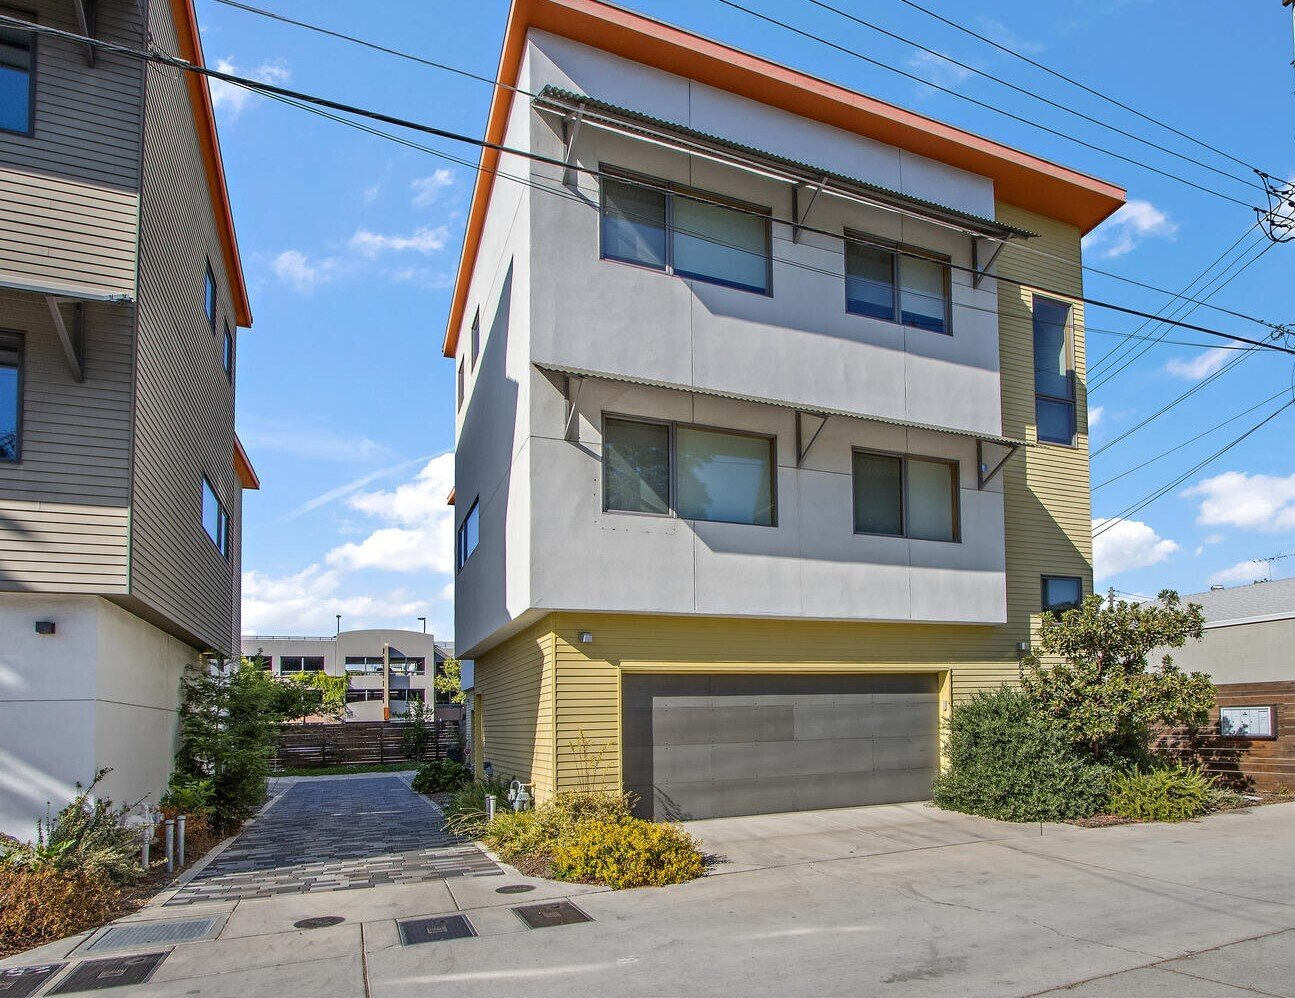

left=293, top=916, right=345, bottom=930
left=494, top=884, right=536, bottom=895
left=82, top=916, right=223, bottom=953
left=397, top=915, right=476, bottom=945
left=0, top=964, right=65, bottom=998
left=512, top=901, right=593, bottom=929
left=48, top=953, right=167, bottom=993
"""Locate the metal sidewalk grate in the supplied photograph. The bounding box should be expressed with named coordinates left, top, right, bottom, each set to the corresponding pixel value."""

left=512, top=901, right=593, bottom=929
left=48, top=953, right=168, bottom=993
left=396, top=915, right=476, bottom=945
left=81, top=916, right=223, bottom=954
left=0, top=964, right=65, bottom=998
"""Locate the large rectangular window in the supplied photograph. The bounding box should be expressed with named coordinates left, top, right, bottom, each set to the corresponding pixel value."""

left=456, top=497, right=479, bottom=570
left=0, top=18, right=34, bottom=137
left=845, top=235, right=951, bottom=334
left=600, top=172, right=770, bottom=294
left=1034, top=296, right=1076, bottom=445
left=852, top=450, right=959, bottom=542
left=201, top=477, right=229, bottom=557
left=0, top=331, right=21, bottom=462
left=280, top=656, right=324, bottom=674
left=603, top=417, right=775, bottom=527
left=1042, top=575, right=1083, bottom=614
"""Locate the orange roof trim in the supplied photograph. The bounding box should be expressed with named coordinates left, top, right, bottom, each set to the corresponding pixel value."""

left=442, top=0, right=1125, bottom=357
left=170, top=0, right=252, bottom=328
left=234, top=434, right=261, bottom=490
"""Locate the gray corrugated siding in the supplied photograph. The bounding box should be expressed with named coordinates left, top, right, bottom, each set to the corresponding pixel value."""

left=0, top=0, right=144, bottom=295
left=0, top=289, right=133, bottom=591
left=129, top=0, right=238, bottom=654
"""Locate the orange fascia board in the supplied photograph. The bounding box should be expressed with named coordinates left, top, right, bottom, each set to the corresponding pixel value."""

left=169, top=0, right=252, bottom=328
left=442, top=0, right=1125, bottom=357
left=447, top=486, right=456, bottom=506
left=234, top=434, right=261, bottom=490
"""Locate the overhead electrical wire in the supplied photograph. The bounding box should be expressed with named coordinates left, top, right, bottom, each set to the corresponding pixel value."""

left=201, top=0, right=1290, bottom=334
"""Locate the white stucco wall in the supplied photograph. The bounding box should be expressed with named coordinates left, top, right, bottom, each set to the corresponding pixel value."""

left=0, top=594, right=196, bottom=839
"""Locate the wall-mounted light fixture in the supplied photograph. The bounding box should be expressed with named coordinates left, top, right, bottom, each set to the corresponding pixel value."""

left=35, top=621, right=55, bottom=635
left=1015, top=641, right=1030, bottom=655
left=578, top=631, right=593, bottom=644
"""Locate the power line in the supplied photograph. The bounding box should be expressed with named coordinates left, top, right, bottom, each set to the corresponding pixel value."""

left=800, top=0, right=1264, bottom=194
left=9, top=13, right=1288, bottom=357
left=712, top=0, right=1261, bottom=209
left=200, top=1, right=1290, bottom=333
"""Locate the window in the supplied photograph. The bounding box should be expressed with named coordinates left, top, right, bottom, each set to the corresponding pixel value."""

left=204, top=261, right=217, bottom=333
left=222, top=322, right=233, bottom=381
left=0, top=17, right=34, bottom=136
left=1041, top=575, right=1083, bottom=614
left=0, top=331, right=21, bottom=462
left=600, top=172, right=771, bottom=294
left=343, top=656, right=426, bottom=676
left=470, top=309, right=480, bottom=369
left=280, top=656, right=324, bottom=674
left=1220, top=706, right=1275, bottom=739
left=201, top=477, right=229, bottom=557
left=1033, top=296, right=1075, bottom=445
left=456, top=359, right=465, bottom=411
left=852, top=450, right=959, bottom=542
left=456, top=497, right=479, bottom=570
left=845, top=235, right=951, bottom=334
left=603, top=416, right=775, bottom=527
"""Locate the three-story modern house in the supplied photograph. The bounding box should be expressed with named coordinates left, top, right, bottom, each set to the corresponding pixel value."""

left=448, top=0, right=1124, bottom=820
left=0, top=0, right=256, bottom=836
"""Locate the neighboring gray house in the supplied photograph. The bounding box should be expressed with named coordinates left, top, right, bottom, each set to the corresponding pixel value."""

left=0, top=0, right=256, bottom=837
left=1164, top=578, right=1295, bottom=683
left=241, top=630, right=441, bottom=722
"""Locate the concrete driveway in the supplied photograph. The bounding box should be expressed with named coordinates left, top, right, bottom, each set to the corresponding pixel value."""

left=5, top=798, right=1294, bottom=996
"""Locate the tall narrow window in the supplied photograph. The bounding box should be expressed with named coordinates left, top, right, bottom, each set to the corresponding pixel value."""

left=202, top=477, right=229, bottom=557
left=601, top=176, right=667, bottom=270
left=0, top=331, right=21, bottom=462
left=844, top=242, right=895, bottom=321
left=456, top=359, right=465, bottom=411
left=0, top=20, right=34, bottom=136
left=603, top=417, right=670, bottom=515
left=204, top=261, right=217, bottom=333
left=1034, top=296, right=1075, bottom=445
left=853, top=450, right=959, bottom=542
left=456, top=497, right=480, bottom=570
left=852, top=452, right=904, bottom=536
left=899, top=254, right=949, bottom=334
left=906, top=457, right=957, bottom=542
left=470, top=309, right=480, bottom=369
left=222, top=322, right=234, bottom=381
left=845, top=235, right=950, bottom=334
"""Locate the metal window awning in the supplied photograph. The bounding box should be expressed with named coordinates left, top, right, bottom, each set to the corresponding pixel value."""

left=537, top=363, right=1026, bottom=488
left=1, top=276, right=133, bottom=382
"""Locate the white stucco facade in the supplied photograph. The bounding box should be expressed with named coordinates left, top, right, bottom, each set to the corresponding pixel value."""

left=0, top=594, right=197, bottom=839
left=453, top=32, right=1017, bottom=658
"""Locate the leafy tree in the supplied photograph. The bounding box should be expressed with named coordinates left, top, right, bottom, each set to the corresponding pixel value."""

left=434, top=658, right=467, bottom=704
left=279, top=671, right=347, bottom=721
left=1021, top=589, right=1214, bottom=760
left=403, top=698, right=433, bottom=760
left=174, top=657, right=289, bottom=831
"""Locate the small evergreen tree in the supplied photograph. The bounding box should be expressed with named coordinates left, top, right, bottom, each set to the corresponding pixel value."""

left=403, top=699, right=432, bottom=760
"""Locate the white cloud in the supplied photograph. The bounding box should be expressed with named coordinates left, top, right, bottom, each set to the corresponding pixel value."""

left=1208, top=560, right=1270, bottom=586
left=391, top=267, right=454, bottom=290
left=325, top=454, right=456, bottom=574
left=240, top=563, right=436, bottom=635
left=271, top=249, right=340, bottom=293
left=908, top=50, right=973, bottom=89
left=1164, top=347, right=1231, bottom=381
left=1204, top=533, right=1225, bottom=545
left=1183, top=471, right=1295, bottom=533
left=1088, top=405, right=1104, bottom=428
left=349, top=226, right=450, bottom=257
left=1081, top=199, right=1178, bottom=259
left=208, top=59, right=290, bottom=118
left=411, top=169, right=455, bottom=208
left=1093, top=518, right=1179, bottom=580
left=975, top=17, right=1044, bottom=53
left=241, top=421, right=395, bottom=464
left=362, top=183, right=382, bottom=204
left=282, top=454, right=434, bottom=521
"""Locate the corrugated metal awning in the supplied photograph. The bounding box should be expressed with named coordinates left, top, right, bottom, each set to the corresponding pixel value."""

left=536, top=363, right=1029, bottom=448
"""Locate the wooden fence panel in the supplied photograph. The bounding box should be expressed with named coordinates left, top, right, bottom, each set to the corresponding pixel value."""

left=273, top=720, right=463, bottom=769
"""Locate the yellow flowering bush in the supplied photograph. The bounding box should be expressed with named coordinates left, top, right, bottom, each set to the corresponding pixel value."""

left=549, top=818, right=705, bottom=889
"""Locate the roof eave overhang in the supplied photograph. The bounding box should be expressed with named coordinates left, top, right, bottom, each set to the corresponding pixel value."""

left=442, top=0, right=1126, bottom=357
left=234, top=433, right=261, bottom=490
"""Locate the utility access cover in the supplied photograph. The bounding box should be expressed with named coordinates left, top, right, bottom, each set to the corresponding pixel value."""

left=49, top=953, right=168, bottom=993
left=80, top=917, right=224, bottom=954
left=0, top=964, right=65, bottom=998
left=512, top=901, right=593, bottom=929
left=397, top=915, right=476, bottom=945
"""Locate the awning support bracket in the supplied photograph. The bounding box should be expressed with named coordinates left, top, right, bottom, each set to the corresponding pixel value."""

left=71, top=0, right=97, bottom=65
left=561, top=108, right=584, bottom=189
left=562, top=374, right=584, bottom=441
left=977, top=439, right=1019, bottom=489
left=796, top=411, right=829, bottom=466
left=792, top=175, right=828, bottom=244
left=45, top=296, right=85, bottom=382
left=972, top=237, right=1007, bottom=290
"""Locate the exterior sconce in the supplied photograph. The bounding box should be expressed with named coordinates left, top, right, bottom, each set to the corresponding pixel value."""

left=35, top=621, right=55, bottom=635
left=578, top=631, right=593, bottom=644
left=1015, top=641, right=1030, bottom=655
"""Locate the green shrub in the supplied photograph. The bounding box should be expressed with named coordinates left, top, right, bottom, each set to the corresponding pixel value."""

left=932, top=689, right=1111, bottom=822
left=480, top=791, right=634, bottom=862
left=403, top=700, right=433, bottom=760
left=2, top=771, right=143, bottom=886
left=411, top=759, right=472, bottom=795
left=442, top=777, right=513, bottom=838
left=1107, top=765, right=1214, bottom=822
left=160, top=775, right=215, bottom=821
left=549, top=818, right=705, bottom=889
left=0, top=866, right=121, bottom=957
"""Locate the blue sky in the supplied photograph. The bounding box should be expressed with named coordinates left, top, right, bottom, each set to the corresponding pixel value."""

left=201, top=0, right=1295, bottom=637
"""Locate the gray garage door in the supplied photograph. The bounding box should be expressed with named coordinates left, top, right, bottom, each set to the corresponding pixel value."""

left=622, top=673, right=939, bottom=820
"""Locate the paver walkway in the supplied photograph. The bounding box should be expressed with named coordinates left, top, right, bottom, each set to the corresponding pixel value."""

left=165, top=774, right=500, bottom=905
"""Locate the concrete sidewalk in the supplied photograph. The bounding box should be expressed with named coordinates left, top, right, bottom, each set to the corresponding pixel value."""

left=4, top=798, right=1293, bottom=996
